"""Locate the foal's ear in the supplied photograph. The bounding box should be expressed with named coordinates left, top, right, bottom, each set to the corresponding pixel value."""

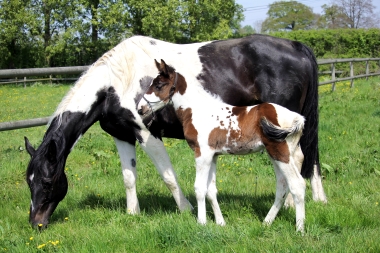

left=24, top=137, right=36, bottom=157
left=159, top=59, right=169, bottom=75
left=154, top=59, right=161, bottom=71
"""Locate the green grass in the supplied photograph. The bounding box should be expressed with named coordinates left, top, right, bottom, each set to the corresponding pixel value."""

left=0, top=79, right=379, bottom=252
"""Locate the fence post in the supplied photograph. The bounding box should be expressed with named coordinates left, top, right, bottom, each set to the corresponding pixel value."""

left=50, top=74, right=52, bottom=85
left=24, top=77, right=26, bottom=88
left=366, top=60, right=369, bottom=81
left=350, top=61, right=354, bottom=88
left=331, top=63, right=336, bottom=91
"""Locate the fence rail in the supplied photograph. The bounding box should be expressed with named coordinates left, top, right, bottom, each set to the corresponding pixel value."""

left=1, top=58, right=380, bottom=131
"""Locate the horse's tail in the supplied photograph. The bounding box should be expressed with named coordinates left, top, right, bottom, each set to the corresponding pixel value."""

left=260, top=114, right=304, bottom=143
left=299, top=44, right=319, bottom=178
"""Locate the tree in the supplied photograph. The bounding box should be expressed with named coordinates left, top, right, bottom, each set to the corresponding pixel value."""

left=0, top=0, right=38, bottom=68
left=332, top=0, right=378, bottom=28
left=318, top=4, right=350, bottom=29
left=28, top=0, right=80, bottom=66
left=261, top=1, right=315, bottom=32
left=125, top=0, right=244, bottom=43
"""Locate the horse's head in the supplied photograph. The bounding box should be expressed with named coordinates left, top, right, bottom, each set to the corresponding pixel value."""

left=24, top=136, right=68, bottom=229
left=138, top=59, right=185, bottom=118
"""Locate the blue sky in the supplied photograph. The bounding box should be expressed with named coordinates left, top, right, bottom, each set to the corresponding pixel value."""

left=236, top=0, right=380, bottom=27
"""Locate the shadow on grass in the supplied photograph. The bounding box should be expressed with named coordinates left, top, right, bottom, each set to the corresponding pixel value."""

left=49, top=191, right=295, bottom=226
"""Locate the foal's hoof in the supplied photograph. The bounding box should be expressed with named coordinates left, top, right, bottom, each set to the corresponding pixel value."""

left=216, top=220, right=226, bottom=226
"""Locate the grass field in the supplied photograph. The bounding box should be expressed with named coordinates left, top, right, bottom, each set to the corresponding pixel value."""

left=0, top=78, right=379, bottom=252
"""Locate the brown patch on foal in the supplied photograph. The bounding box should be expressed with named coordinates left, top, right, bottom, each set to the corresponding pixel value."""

left=232, top=104, right=290, bottom=163
left=208, top=128, right=228, bottom=150
left=176, top=107, right=201, bottom=157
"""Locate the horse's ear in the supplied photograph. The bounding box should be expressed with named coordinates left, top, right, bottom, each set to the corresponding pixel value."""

left=24, top=137, right=36, bottom=157
left=46, top=140, right=57, bottom=164
left=159, top=59, right=169, bottom=75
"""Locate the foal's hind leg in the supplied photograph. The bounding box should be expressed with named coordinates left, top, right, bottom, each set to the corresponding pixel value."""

left=138, top=130, right=193, bottom=212
left=284, top=146, right=304, bottom=208
left=263, top=162, right=289, bottom=226
left=114, top=138, right=140, bottom=214
left=266, top=158, right=306, bottom=232
left=206, top=156, right=225, bottom=226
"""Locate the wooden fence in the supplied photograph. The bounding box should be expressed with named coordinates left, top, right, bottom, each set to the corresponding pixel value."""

left=1, top=58, right=379, bottom=131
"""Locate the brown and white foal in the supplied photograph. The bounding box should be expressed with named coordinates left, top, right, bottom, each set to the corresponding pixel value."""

left=138, top=60, right=306, bottom=232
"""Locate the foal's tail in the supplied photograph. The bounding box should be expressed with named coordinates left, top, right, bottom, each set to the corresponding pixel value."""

left=260, top=114, right=305, bottom=143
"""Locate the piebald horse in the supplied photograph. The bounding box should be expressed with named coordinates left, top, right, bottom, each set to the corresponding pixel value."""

left=138, top=60, right=306, bottom=232
left=24, top=34, right=326, bottom=228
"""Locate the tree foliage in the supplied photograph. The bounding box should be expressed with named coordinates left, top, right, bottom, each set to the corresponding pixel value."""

left=0, top=0, right=243, bottom=68
left=262, top=1, right=314, bottom=32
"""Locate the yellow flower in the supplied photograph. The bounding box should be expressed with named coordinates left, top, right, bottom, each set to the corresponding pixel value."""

left=30, top=237, right=34, bottom=241
left=37, top=244, right=46, bottom=249
left=51, top=241, right=59, bottom=246
left=64, top=217, right=69, bottom=221
left=38, top=223, right=43, bottom=227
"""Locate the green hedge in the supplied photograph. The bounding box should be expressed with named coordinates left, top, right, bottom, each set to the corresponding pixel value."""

left=271, top=28, right=380, bottom=59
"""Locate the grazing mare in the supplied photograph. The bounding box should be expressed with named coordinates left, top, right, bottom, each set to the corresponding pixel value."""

left=24, top=35, right=325, bottom=228
left=138, top=60, right=306, bottom=232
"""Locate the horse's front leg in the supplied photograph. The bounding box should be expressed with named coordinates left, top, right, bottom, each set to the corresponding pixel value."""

left=138, top=130, right=193, bottom=212
left=114, top=138, right=140, bottom=214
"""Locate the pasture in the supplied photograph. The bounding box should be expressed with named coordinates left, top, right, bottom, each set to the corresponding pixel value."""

left=0, top=77, right=379, bottom=252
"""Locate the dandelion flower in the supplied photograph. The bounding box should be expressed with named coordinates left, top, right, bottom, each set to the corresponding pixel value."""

left=64, top=217, right=69, bottom=221
left=37, top=244, right=46, bottom=249
left=30, top=237, right=33, bottom=241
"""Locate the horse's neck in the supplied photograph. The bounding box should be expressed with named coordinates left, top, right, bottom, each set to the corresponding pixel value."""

left=47, top=110, right=98, bottom=157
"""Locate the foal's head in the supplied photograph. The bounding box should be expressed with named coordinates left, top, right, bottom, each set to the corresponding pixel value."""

left=24, top=134, right=68, bottom=229
left=138, top=59, right=186, bottom=116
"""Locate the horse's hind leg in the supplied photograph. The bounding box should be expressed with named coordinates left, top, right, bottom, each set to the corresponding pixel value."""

left=114, top=138, right=140, bottom=214
left=206, top=156, right=225, bottom=226
left=310, top=159, right=327, bottom=203
left=138, top=131, right=193, bottom=212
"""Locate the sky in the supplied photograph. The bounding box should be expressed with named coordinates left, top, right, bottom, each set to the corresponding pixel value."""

left=236, top=0, right=380, bottom=28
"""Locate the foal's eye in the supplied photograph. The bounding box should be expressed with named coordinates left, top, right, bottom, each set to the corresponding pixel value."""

left=155, top=82, right=166, bottom=91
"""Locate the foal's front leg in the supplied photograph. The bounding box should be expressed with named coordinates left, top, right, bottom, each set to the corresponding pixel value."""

left=194, top=154, right=214, bottom=225
left=206, top=156, right=226, bottom=225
